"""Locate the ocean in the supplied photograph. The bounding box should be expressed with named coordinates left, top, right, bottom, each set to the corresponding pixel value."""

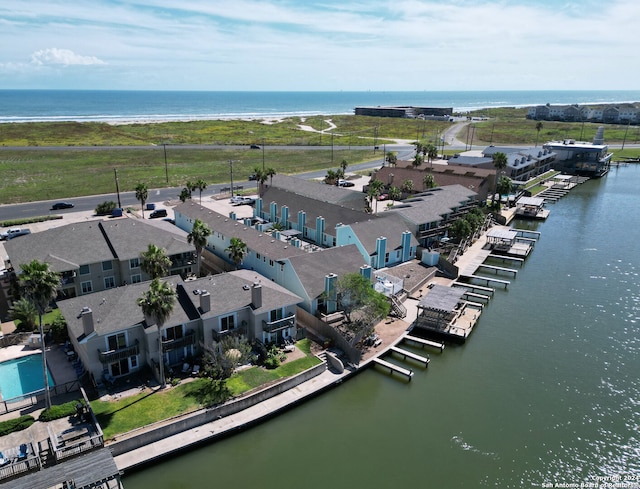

left=1, top=90, right=640, bottom=124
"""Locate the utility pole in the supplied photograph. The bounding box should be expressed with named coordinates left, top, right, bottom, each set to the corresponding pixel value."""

left=163, top=143, right=168, bottom=183
left=331, top=133, right=334, bottom=164
left=262, top=138, right=265, bottom=171
left=229, top=160, right=235, bottom=197
left=114, top=168, right=122, bottom=208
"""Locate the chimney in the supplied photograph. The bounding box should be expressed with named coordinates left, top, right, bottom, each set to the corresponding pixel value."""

left=81, top=307, right=94, bottom=336
left=251, top=282, right=262, bottom=309
left=200, top=290, right=211, bottom=313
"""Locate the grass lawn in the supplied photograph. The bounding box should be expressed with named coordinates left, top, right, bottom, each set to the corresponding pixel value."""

left=91, top=340, right=321, bottom=439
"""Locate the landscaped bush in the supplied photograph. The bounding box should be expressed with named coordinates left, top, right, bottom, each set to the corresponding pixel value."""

left=39, top=399, right=83, bottom=422
left=0, top=415, right=35, bottom=436
left=95, top=201, right=117, bottom=216
left=0, top=215, right=63, bottom=228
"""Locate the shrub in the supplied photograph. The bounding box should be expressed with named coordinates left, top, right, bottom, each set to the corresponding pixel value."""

left=263, top=356, right=280, bottom=369
left=95, top=200, right=117, bottom=216
left=39, top=399, right=83, bottom=422
left=0, top=415, right=35, bottom=436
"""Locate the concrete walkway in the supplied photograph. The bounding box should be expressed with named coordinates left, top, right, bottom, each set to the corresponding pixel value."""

left=113, top=367, right=349, bottom=471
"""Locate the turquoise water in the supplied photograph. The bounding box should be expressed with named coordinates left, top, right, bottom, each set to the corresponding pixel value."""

left=1, top=90, right=639, bottom=123
left=0, top=354, right=55, bottom=401
left=125, top=165, right=640, bottom=488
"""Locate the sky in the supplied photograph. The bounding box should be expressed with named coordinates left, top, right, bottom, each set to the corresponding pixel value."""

left=0, top=0, right=637, bottom=91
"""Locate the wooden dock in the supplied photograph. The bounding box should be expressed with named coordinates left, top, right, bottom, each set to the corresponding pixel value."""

left=460, top=274, right=510, bottom=288
left=477, top=263, right=518, bottom=276
left=404, top=335, right=445, bottom=352
left=488, top=254, right=524, bottom=265
left=461, top=290, right=491, bottom=303
left=373, top=358, right=414, bottom=380
left=389, top=346, right=430, bottom=366
left=452, top=282, right=495, bottom=296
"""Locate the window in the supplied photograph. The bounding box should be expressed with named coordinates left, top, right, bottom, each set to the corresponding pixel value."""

left=270, top=308, right=284, bottom=322
left=81, top=281, right=93, bottom=294
left=220, top=314, right=235, bottom=332
left=129, top=257, right=140, bottom=269
left=79, top=264, right=90, bottom=275
left=130, top=356, right=138, bottom=368
left=104, top=276, right=115, bottom=289
left=110, top=358, right=130, bottom=377
left=107, top=332, right=127, bottom=351
left=131, top=274, right=141, bottom=284
left=164, top=325, right=184, bottom=341
left=102, top=260, right=113, bottom=271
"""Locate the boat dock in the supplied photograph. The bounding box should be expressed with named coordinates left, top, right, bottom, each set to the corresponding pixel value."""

left=459, top=274, right=510, bottom=289
left=477, top=263, right=518, bottom=277
left=372, top=358, right=414, bottom=380
left=403, top=334, right=445, bottom=352
left=389, top=346, right=430, bottom=367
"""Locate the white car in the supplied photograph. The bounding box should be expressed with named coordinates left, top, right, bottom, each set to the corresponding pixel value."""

left=230, top=196, right=255, bottom=206
left=0, top=227, right=31, bottom=240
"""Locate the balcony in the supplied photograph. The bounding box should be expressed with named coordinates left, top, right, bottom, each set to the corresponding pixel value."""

left=262, top=314, right=296, bottom=333
left=99, top=340, right=139, bottom=364
left=162, top=329, right=196, bottom=351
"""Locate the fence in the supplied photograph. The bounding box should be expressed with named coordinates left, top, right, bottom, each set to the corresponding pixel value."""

left=0, top=379, right=82, bottom=415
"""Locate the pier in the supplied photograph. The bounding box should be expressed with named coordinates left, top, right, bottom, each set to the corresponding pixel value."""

left=372, top=358, right=414, bottom=380
left=389, top=346, right=430, bottom=367
left=459, top=274, right=510, bottom=288
left=452, top=282, right=495, bottom=296
left=404, top=335, right=445, bottom=352
left=488, top=254, right=524, bottom=265
left=477, top=263, right=518, bottom=277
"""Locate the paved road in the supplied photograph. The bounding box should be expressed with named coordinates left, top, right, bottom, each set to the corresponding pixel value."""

left=0, top=144, right=414, bottom=222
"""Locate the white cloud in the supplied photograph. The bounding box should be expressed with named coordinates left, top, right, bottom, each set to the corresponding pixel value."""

left=30, top=48, right=106, bottom=67
left=0, top=0, right=637, bottom=89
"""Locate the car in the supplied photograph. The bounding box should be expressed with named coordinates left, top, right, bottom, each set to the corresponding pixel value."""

left=0, top=228, right=31, bottom=240
left=337, top=179, right=354, bottom=187
left=231, top=196, right=255, bottom=206
left=51, top=202, right=74, bottom=210
left=248, top=173, right=257, bottom=181
left=377, top=194, right=389, bottom=201
left=250, top=144, right=261, bottom=149
left=149, top=209, right=168, bottom=219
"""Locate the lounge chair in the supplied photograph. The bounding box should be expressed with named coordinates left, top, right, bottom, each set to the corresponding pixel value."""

left=18, top=444, right=28, bottom=460
left=181, top=362, right=191, bottom=373
left=191, top=365, right=200, bottom=376
left=0, top=451, right=10, bottom=466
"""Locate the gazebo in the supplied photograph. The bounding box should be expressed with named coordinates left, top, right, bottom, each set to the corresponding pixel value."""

left=415, top=285, right=467, bottom=331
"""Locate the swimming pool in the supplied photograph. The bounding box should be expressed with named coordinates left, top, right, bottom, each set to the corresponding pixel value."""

left=0, top=354, right=55, bottom=401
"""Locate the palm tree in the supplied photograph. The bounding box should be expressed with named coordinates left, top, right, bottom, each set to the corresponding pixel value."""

left=178, top=187, right=192, bottom=203
left=426, top=143, right=438, bottom=166
left=19, top=260, right=61, bottom=408
left=266, top=167, right=276, bottom=187
left=492, top=152, right=508, bottom=207
left=401, top=179, right=414, bottom=195
left=187, top=219, right=212, bottom=276
left=423, top=173, right=437, bottom=190
left=195, top=178, right=207, bottom=204
left=535, top=121, right=543, bottom=147
left=385, top=152, right=397, bottom=167
left=9, top=297, right=38, bottom=330
left=389, top=186, right=402, bottom=202
left=137, top=278, right=176, bottom=388
left=140, top=244, right=171, bottom=279
left=226, top=238, right=248, bottom=267
left=324, top=169, right=338, bottom=186
left=253, top=167, right=268, bottom=196
left=497, top=175, right=513, bottom=203
left=413, top=154, right=424, bottom=168
left=135, top=182, right=148, bottom=218
left=367, top=179, right=385, bottom=213
left=340, top=159, right=348, bottom=176
left=225, top=237, right=247, bottom=268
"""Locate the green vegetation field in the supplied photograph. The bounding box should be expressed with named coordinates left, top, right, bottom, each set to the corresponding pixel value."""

left=1, top=110, right=639, bottom=204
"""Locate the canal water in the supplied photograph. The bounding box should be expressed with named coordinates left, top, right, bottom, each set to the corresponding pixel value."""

left=124, top=165, right=640, bottom=488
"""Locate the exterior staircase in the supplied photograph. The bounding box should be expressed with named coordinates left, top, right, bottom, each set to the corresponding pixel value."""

left=390, top=295, right=407, bottom=319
